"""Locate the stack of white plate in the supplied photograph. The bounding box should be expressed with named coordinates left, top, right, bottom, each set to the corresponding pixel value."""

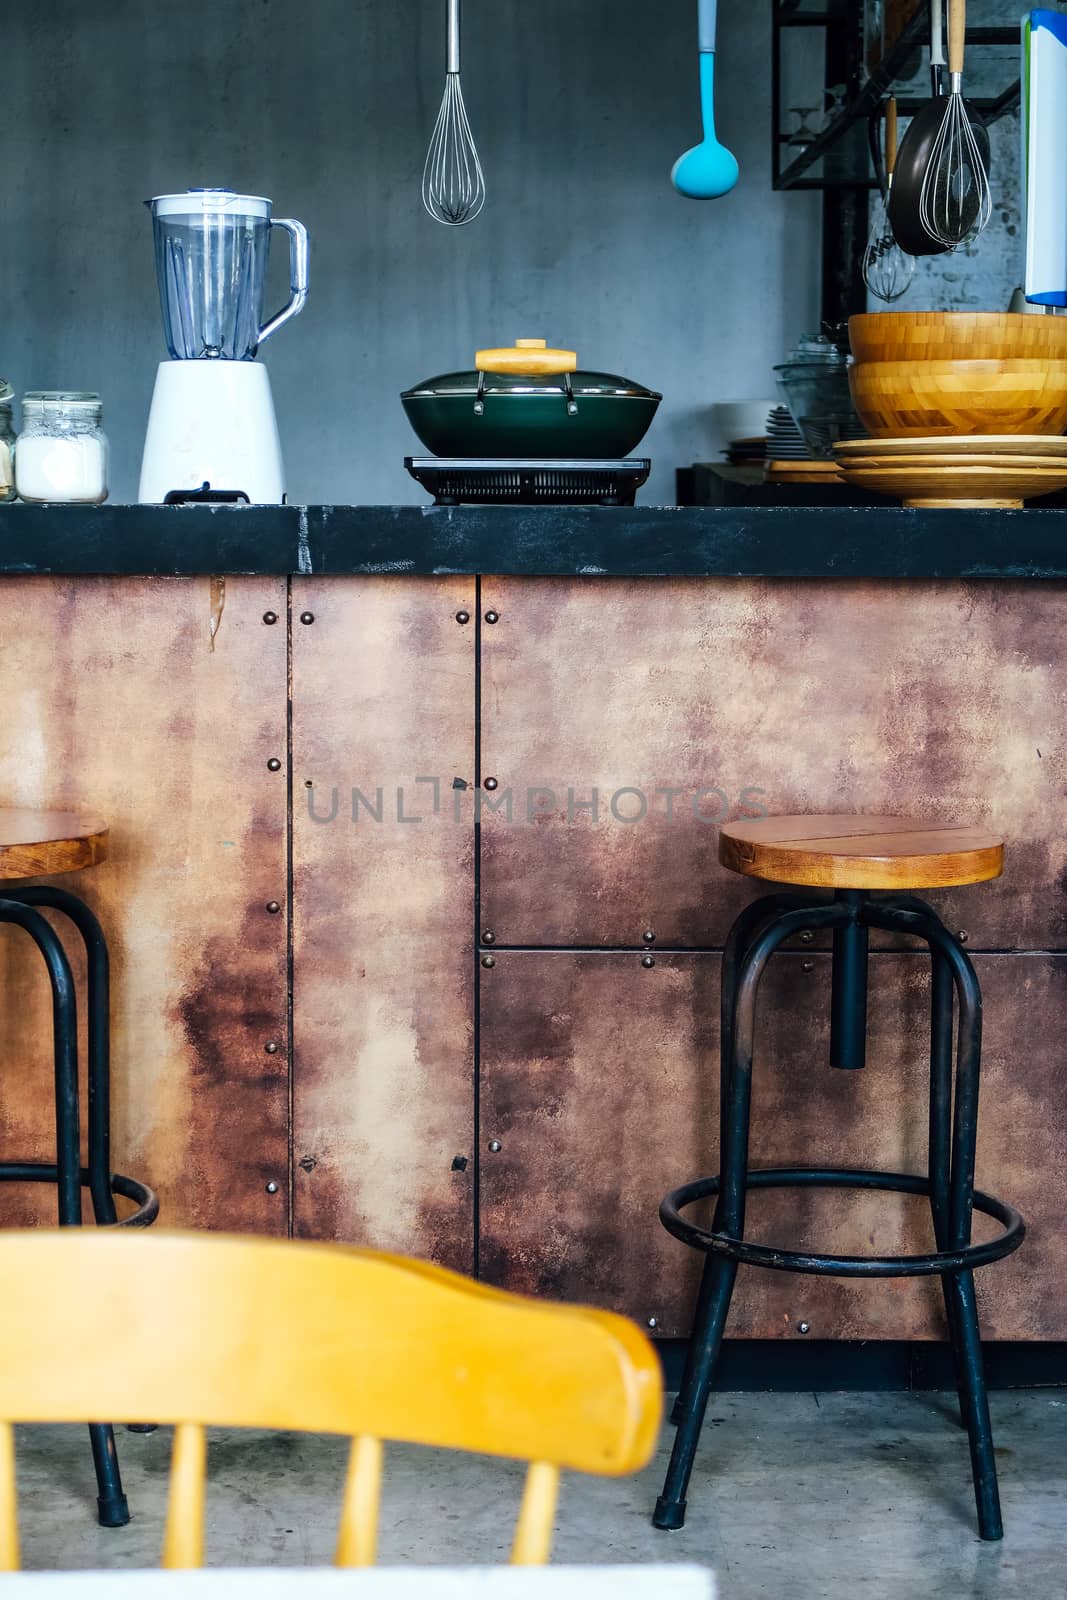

left=765, top=405, right=809, bottom=460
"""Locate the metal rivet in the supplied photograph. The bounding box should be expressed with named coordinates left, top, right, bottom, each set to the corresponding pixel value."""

left=262, top=611, right=278, bottom=625
left=481, top=954, right=495, bottom=968
left=264, top=1041, right=279, bottom=1055
left=298, top=1155, right=316, bottom=1173
left=265, top=1181, right=279, bottom=1194
left=797, top=1322, right=811, bottom=1334
left=642, top=954, right=656, bottom=968
left=800, top=930, right=814, bottom=944
left=455, top=610, right=470, bottom=625
left=484, top=777, right=499, bottom=791
left=802, top=959, right=815, bottom=973
left=267, top=757, right=282, bottom=772
left=642, top=930, right=656, bottom=944
left=482, top=930, right=496, bottom=945
left=647, top=1317, right=658, bottom=1330
left=266, top=901, right=281, bottom=914
left=958, top=930, right=969, bottom=944
left=484, top=610, right=499, bottom=624
left=451, top=1155, right=469, bottom=1172
left=300, top=611, right=315, bottom=625
left=488, top=1139, right=502, bottom=1153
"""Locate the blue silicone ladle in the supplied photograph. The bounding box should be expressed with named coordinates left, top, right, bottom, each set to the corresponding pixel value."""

left=672, top=0, right=739, bottom=199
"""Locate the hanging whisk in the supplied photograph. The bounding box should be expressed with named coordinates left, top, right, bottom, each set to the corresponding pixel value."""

left=919, top=0, right=992, bottom=248
left=863, top=97, right=916, bottom=303
left=422, top=0, right=486, bottom=226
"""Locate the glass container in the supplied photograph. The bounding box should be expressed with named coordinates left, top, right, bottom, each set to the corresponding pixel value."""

left=0, top=379, right=14, bottom=502
left=773, top=334, right=864, bottom=459
left=15, top=392, right=108, bottom=505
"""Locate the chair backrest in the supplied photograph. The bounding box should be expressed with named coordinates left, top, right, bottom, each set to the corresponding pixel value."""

left=0, top=1231, right=662, bottom=1570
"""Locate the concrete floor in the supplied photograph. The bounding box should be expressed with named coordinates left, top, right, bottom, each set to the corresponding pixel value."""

left=13, top=1392, right=1067, bottom=1599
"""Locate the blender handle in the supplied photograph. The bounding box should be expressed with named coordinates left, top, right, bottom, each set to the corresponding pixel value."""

left=258, top=218, right=310, bottom=346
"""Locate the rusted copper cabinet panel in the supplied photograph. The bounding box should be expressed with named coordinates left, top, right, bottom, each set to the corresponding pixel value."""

left=479, top=579, right=1067, bottom=950
left=0, top=577, right=289, bottom=1230
left=479, top=950, right=1067, bottom=1340
left=291, top=578, right=475, bottom=1271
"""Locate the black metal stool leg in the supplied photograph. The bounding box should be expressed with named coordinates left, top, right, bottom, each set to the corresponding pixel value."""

left=656, top=1257, right=737, bottom=1528
left=944, top=938, right=1002, bottom=1542
left=656, top=902, right=835, bottom=1531
left=670, top=894, right=801, bottom=1429
left=946, top=1270, right=1000, bottom=1538
left=877, top=901, right=1003, bottom=1541
left=88, top=1424, right=129, bottom=1527
left=829, top=890, right=869, bottom=1070
left=0, top=902, right=81, bottom=1226
left=4, top=888, right=116, bottom=1222
left=928, top=944, right=970, bottom=1431
left=0, top=897, right=130, bottom=1529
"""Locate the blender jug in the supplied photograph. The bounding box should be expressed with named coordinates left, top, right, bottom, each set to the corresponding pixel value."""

left=148, top=189, right=309, bottom=360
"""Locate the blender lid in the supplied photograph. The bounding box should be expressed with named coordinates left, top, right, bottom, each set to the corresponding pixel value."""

left=147, top=188, right=272, bottom=218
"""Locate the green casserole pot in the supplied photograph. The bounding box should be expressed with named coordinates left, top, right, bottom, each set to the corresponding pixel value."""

left=401, top=339, right=662, bottom=459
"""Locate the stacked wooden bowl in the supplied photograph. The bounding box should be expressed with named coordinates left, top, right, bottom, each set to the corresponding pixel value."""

left=840, top=313, right=1067, bottom=508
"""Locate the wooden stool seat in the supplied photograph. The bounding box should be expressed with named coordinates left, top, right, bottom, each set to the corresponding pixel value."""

left=719, top=814, right=1003, bottom=890
left=0, top=809, right=108, bottom=881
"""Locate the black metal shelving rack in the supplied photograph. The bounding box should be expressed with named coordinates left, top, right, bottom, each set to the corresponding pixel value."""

left=771, top=1, right=1022, bottom=325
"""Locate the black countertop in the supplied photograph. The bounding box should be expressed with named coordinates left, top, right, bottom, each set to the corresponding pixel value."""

left=0, top=503, right=1065, bottom=579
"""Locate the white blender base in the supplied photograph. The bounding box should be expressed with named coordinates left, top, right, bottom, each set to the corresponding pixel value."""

left=139, top=361, right=286, bottom=504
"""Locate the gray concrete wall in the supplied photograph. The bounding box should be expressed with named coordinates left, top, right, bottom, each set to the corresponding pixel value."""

left=1, top=0, right=820, bottom=505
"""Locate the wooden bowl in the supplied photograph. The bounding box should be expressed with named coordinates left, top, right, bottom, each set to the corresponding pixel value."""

left=849, top=312, right=1067, bottom=364
left=848, top=358, right=1067, bottom=438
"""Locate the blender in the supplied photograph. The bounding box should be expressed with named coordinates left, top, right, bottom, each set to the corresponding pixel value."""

left=138, top=189, right=309, bottom=504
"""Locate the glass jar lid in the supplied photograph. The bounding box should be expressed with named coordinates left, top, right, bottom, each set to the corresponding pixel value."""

left=22, top=390, right=101, bottom=409
left=0, top=378, right=12, bottom=405
left=774, top=332, right=849, bottom=374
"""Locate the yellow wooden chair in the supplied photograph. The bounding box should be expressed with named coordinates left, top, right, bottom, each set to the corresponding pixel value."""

left=0, top=1230, right=661, bottom=1570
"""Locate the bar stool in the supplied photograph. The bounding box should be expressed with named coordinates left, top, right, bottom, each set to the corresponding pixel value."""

left=0, top=809, right=158, bottom=1527
left=654, top=815, right=1025, bottom=1543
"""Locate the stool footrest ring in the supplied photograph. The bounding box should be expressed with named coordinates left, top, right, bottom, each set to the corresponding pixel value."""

left=662, top=1167, right=1025, bottom=1278
left=0, top=1162, right=159, bottom=1227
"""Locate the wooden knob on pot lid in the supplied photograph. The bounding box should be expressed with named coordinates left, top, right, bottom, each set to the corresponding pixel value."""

left=476, top=339, right=578, bottom=376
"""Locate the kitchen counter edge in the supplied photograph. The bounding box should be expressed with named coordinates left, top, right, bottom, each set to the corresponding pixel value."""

left=0, top=503, right=1065, bottom=579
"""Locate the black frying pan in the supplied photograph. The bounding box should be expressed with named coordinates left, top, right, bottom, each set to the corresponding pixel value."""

left=887, top=97, right=991, bottom=256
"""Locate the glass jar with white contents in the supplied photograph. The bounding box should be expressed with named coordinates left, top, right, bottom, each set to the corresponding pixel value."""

left=0, top=379, right=15, bottom=503
left=15, top=392, right=109, bottom=505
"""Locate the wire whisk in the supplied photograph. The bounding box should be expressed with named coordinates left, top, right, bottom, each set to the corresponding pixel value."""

left=422, top=0, right=486, bottom=226
left=919, top=0, right=991, bottom=249
left=863, top=98, right=915, bottom=303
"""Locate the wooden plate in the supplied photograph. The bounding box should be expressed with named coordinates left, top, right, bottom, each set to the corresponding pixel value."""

left=840, top=453, right=1067, bottom=472
left=767, top=460, right=843, bottom=485
left=837, top=455, right=1067, bottom=508
left=836, top=433, right=1067, bottom=459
